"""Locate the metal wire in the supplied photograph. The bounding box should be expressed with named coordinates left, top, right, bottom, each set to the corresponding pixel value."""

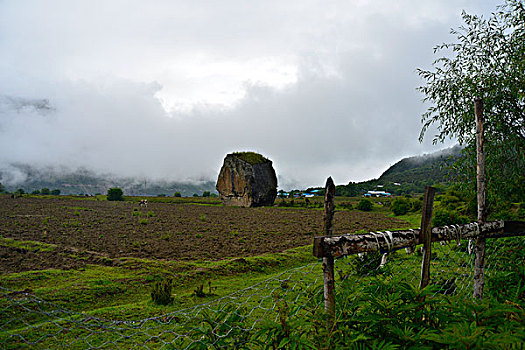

left=1, top=236, right=523, bottom=349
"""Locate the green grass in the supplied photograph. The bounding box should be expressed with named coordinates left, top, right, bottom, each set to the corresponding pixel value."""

left=0, top=244, right=318, bottom=320
left=5, top=195, right=517, bottom=348
left=0, top=236, right=56, bottom=252
left=68, top=206, right=92, bottom=211
left=390, top=212, right=422, bottom=227
left=232, top=151, right=269, bottom=165
left=1, top=235, right=522, bottom=349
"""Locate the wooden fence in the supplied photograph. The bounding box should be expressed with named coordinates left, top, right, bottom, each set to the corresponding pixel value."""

left=313, top=180, right=525, bottom=317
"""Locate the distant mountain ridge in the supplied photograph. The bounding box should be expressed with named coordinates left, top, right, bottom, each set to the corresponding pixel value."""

left=1, top=146, right=462, bottom=197
left=335, top=146, right=462, bottom=196
left=378, top=145, right=462, bottom=184
left=0, top=164, right=217, bottom=196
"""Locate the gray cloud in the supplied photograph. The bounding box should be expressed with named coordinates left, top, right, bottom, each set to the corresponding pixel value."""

left=0, top=0, right=499, bottom=189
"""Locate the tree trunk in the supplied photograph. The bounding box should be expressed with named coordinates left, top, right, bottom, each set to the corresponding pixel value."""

left=473, top=97, right=487, bottom=300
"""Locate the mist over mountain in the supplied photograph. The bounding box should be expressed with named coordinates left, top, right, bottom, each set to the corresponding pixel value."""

left=334, top=146, right=462, bottom=196
left=378, top=145, right=462, bottom=184
left=0, top=146, right=462, bottom=197
left=0, top=164, right=216, bottom=196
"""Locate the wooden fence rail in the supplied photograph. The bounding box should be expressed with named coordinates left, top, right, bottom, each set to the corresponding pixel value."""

left=314, top=179, right=524, bottom=318
left=313, top=220, right=524, bottom=259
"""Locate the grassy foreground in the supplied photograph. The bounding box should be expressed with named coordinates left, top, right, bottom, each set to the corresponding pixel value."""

left=1, top=196, right=523, bottom=348
left=0, top=239, right=318, bottom=320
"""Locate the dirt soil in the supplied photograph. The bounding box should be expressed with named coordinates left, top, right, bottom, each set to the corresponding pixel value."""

left=0, top=196, right=411, bottom=273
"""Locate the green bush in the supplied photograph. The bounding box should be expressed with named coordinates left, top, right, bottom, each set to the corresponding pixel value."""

left=347, top=250, right=385, bottom=276
left=411, top=198, right=423, bottom=212
left=338, top=202, right=353, bottom=210
left=174, top=192, right=182, bottom=197
left=356, top=199, right=373, bottom=211
left=392, top=197, right=411, bottom=216
left=485, top=237, right=525, bottom=302
left=150, top=278, right=173, bottom=305
left=432, top=208, right=469, bottom=227
left=517, top=202, right=525, bottom=219
left=107, top=187, right=124, bottom=201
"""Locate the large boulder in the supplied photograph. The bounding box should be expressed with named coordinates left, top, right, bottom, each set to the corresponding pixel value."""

left=216, top=152, right=277, bottom=207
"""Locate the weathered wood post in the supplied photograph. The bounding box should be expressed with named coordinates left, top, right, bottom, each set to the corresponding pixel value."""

left=473, top=97, right=487, bottom=299
left=419, top=186, right=436, bottom=289
left=322, top=177, right=336, bottom=318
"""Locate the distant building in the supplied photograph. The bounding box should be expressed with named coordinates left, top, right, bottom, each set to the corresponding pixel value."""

left=364, top=190, right=392, bottom=197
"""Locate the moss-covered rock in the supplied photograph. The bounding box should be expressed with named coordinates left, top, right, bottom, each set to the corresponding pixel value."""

left=216, top=152, right=277, bottom=207
left=231, top=152, right=269, bottom=165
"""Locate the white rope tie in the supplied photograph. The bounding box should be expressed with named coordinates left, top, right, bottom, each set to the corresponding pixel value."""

left=373, top=233, right=381, bottom=251
left=373, top=231, right=393, bottom=252
left=383, top=231, right=393, bottom=251
left=454, top=224, right=461, bottom=246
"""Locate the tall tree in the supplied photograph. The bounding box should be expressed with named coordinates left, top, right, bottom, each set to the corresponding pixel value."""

left=418, top=0, right=525, bottom=210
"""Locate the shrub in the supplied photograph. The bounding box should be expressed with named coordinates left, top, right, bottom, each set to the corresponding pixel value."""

left=202, top=191, right=211, bottom=197
left=392, top=197, right=411, bottom=216
left=50, top=189, right=61, bottom=195
left=151, top=278, right=173, bottom=305
left=40, top=188, right=50, bottom=195
left=338, top=202, right=353, bottom=210
left=517, top=202, right=525, bottom=219
left=347, top=250, right=384, bottom=276
left=411, top=198, right=423, bottom=212
left=174, top=192, right=182, bottom=197
left=356, top=199, right=373, bottom=211
left=432, top=209, right=469, bottom=227
left=491, top=209, right=517, bottom=220
left=107, top=187, right=124, bottom=201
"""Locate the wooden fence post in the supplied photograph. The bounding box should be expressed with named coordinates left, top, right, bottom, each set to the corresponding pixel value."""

left=419, top=186, right=436, bottom=289
left=473, top=97, right=487, bottom=300
left=323, top=177, right=336, bottom=317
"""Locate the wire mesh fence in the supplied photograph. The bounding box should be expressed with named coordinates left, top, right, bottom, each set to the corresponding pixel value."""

left=1, top=235, right=523, bottom=349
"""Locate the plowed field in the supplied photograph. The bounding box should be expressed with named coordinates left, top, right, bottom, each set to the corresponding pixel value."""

left=0, top=196, right=410, bottom=273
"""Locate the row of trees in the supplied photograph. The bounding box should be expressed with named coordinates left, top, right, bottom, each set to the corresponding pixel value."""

left=0, top=183, right=61, bottom=195
left=107, top=188, right=218, bottom=201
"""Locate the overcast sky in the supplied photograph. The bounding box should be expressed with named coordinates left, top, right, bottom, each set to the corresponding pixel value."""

left=0, top=0, right=501, bottom=189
